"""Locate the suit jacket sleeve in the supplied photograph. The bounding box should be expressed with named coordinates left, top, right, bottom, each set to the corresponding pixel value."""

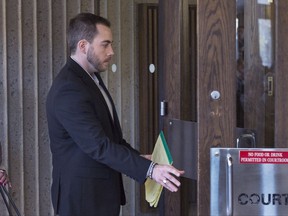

left=52, top=79, right=150, bottom=183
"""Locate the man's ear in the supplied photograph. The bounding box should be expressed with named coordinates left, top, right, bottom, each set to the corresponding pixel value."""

left=78, top=40, right=88, bottom=54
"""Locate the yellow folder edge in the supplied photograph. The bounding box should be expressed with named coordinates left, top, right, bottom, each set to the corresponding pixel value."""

left=145, top=131, right=173, bottom=207
left=159, top=131, right=173, bottom=164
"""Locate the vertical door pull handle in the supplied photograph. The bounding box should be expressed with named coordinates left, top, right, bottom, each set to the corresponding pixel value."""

left=226, top=154, right=233, bottom=216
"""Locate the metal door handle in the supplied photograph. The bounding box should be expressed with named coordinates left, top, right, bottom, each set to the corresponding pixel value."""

left=237, top=133, right=256, bottom=148
left=226, top=154, right=233, bottom=216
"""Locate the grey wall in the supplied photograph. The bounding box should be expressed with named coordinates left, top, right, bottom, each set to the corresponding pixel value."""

left=0, top=0, right=157, bottom=215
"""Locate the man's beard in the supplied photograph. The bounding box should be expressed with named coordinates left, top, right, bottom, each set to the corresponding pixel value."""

left=87, top=47, right=106, bottom=72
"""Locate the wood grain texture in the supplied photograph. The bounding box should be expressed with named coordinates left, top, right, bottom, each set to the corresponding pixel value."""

left=198, top=0, right=236, bottom=215
left=275, top=0, right=288, bottom=147
left=158, top=0, right=187, bottom=215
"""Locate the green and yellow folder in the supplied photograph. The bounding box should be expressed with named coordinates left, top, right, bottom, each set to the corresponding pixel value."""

left=145, top=131, right=173, bottom=207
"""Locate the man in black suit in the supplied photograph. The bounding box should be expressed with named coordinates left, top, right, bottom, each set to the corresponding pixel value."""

left=46, top=13, right=184, bottom=216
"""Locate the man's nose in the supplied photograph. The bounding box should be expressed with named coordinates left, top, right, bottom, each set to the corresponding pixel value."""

left=108, top=45, right=114, bottom=57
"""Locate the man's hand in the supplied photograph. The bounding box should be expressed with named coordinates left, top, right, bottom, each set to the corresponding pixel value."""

left=152, top=164, right=184, bottom=192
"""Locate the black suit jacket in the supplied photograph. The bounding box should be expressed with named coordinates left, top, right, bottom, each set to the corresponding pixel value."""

left=46, top=57, right=151, bottom=216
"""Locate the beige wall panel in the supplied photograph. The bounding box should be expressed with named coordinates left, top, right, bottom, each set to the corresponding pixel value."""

left=37, top=1, right=54, bottom=215
left=0, top=0, right=9, bottom=214
left=81, top=0, right=96, bottom=12
left=22, top=0, right=39, bottom=215
left=118, top=2, right=137, bottom=215
left=5, top=0, right=25, bottom=214
left=52, top=0, right=67, bottom=76
left=0, top=0, right=158, bottom=215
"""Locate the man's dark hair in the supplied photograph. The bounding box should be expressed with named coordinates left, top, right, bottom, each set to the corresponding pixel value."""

left=67, top=13, right=111, bottom=54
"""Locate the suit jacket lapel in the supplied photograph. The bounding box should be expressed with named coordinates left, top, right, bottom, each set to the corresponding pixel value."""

left=68, top=58, right=114, bottom=125
left=67, top=57, right=123, bottom=140
left=95, top=73, right=123, bottom=138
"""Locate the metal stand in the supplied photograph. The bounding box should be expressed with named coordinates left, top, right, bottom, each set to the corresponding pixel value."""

left=0, top=185, right=21, bottom=216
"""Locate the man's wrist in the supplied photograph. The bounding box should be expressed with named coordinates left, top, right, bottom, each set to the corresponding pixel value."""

left=146, top=161, right=157, bottom=179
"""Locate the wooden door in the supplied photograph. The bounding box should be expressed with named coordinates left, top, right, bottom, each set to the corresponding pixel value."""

left=197, top=1, right=236, bottom=215
left=275, top=0, right=288, bottom=147
left=159, top=0, right=288, bottom=215
left=139, top=0, right=288, bottom=215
